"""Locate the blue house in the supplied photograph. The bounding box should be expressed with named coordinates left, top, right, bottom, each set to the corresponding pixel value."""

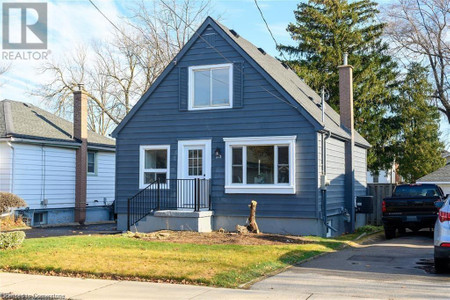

left=112, top=17, right=370, bottom=237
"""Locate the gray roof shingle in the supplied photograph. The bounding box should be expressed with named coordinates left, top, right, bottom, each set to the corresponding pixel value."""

left=0, top=99, right=115, bottom=148
left=215, top=20, right=370, bottom=147
left=417, top=164, right=450, bottom=183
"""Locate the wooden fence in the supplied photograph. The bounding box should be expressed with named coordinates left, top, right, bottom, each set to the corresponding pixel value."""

left=366, top=183, right=396, bottom=226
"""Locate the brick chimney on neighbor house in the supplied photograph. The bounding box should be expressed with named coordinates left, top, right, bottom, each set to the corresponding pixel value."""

left=338, top=53, right=355, bottom=233
left=339, top=53, right=354, bottom=135
left=74, top=84, right=87, bottom=224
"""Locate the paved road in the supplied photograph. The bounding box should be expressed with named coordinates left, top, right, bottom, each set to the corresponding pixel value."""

left=252, top=232, right=450, bottom=299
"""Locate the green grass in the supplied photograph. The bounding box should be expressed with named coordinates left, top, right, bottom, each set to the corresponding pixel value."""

left=0, top=234, right=355, bottom=288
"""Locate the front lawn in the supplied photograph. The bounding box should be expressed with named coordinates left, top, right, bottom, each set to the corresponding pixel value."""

left=0, top=230, right=376, bottom=288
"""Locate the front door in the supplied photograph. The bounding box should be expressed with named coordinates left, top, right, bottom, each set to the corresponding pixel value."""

left=177, top=140, right=211, bottom=209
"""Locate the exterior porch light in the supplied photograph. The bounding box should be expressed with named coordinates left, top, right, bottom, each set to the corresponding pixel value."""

left=215, top=147, right=222, bottom=159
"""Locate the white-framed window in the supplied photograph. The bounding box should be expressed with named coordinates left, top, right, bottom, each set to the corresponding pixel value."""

left=87, top=151, right=97, bottom=175
left=139, top=145, right=170, bottom=189
left=224, top=136, right=296, bottom=194
left=188, top=63, right=233, bottom=110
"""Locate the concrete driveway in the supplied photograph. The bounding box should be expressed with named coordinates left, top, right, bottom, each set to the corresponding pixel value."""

left=251, top=232, right=450, bottom=299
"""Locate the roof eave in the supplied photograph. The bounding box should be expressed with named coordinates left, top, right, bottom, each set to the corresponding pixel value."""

left=1, top=136, right=115, bottom=150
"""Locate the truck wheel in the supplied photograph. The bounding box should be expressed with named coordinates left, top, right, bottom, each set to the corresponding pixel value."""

left=384, top=227, right=396, bottom=239
left=398, top=227, right=406, bottom=235
left=435, top=257, right=449, bottom=273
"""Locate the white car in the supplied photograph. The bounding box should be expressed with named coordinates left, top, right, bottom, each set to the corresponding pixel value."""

left=434, top=198, right=450, bottom=273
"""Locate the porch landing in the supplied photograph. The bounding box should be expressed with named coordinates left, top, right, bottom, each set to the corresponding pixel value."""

left=134, top=210, right=214, bottom=233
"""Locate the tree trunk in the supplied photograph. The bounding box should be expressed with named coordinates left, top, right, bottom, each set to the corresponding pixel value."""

left=247, top=200, right=260, bottom=234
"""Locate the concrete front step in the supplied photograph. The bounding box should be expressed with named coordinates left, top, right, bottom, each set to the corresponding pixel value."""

left=135, top=210, right=214, bottom=233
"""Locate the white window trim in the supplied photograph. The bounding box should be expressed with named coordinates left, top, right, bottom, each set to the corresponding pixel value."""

left=177, top=139, right=212, bottom=179
left=87, top=151, right=97, bottom=176
left=188, top=63, right=233, bottom=111
left=139, top=145, right=170, bottom=189
left=224, top=136, right=296, bottom=194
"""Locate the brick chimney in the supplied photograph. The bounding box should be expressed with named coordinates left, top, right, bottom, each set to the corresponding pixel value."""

left=74, top=84, right=87, bottom=224
left=339, top=53, right=354, bottom=135
left=338, top=53, right=355, bottom=232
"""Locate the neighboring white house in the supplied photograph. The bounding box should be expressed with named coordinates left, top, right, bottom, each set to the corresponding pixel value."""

left=0, top=99, right=115, bottom=226
left=417, top=164, right=450, bottom=196
left=367, top=163, right=399, bottom=184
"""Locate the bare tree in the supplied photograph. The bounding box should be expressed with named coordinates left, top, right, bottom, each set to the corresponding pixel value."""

left=384, top=0, right=450, bottom=122
left=0, top=64, right=10, bottom=88
left=34, top=0, right=213, bottom=135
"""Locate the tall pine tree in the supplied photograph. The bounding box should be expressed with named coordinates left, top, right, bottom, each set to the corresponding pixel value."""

left=279, top=0, right=399, bottom=172
left=394, top=63, right=445, bottom=182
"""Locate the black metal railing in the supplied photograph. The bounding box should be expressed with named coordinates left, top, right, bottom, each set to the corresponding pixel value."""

left=127, top=178, right=211, bottom=230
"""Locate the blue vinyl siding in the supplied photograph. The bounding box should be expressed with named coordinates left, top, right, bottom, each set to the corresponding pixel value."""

left=115, top=25, right=319, bottom=218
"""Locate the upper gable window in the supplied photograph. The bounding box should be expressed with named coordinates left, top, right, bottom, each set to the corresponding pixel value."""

left=189, top=63, right=233, bottom=110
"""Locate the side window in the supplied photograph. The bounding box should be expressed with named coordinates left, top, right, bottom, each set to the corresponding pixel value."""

left=87, top=151, right=97, bottom=175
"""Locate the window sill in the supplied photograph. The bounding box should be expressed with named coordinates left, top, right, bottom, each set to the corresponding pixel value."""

left=188, top=105, right=232, bottom=111
left=224, top=185, right=295, bottom=194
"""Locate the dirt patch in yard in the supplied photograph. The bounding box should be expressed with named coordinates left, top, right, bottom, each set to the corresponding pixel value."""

left=130, top=230, right=316, bottom=245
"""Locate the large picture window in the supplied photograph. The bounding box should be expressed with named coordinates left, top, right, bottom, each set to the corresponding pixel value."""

left=139, top=145, right=170, bottom=189
left=189, top=63, right=233, bottom=110
left=224, top=136, right=296, bottom=194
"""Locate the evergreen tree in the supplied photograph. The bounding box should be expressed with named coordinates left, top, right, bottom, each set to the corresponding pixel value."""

left=279, top=0, right=399, bottom=172
left=394, top=63, right=445, bottom=183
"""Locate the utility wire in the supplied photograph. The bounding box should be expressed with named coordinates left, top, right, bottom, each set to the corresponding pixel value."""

left=90, top=0, right=310, bottom=114
left=88, top=0, right=123, bottom=37
left=253, top=0, right=290, bottom=63
left=158, top=0, right=304, bottom=112
left=87, top=0, right=154, bottom=72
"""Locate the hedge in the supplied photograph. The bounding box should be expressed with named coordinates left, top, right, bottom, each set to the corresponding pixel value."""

left=0, top=192, right=27, bottom=214
left=0, top=231, right=26, bottom=250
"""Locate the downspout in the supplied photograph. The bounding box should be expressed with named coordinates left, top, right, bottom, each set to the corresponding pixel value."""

left=7, top=141, right=14, bottom=194
left=320, top=87, right=336, bottom=234
left=40, top=146, right=44, bottom=205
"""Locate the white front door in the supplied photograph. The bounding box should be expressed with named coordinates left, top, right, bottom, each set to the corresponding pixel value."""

left=177, top=140, right=211, bottom=209
left=183, top=145, right=206, bottom=179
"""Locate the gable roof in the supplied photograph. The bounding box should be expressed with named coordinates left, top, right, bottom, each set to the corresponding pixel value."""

left=0, top=99, right=115, bottom=149
left=112, top=17, right=370, bottom=148
left=417, top=164, right=450, bottom=183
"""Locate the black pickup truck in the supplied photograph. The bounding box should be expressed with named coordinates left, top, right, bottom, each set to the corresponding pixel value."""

left=382, top=184, right=447, bottom=239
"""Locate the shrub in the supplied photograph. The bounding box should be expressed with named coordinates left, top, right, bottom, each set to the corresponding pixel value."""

left=0, top=192, right=27, bottom=214
left=0, top=231, right=26, bottom=250
left=0, top=215, right=28, bottom=231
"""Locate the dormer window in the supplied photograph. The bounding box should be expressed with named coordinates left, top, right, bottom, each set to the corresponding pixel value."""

left=188, top=63, right=233, bottom=110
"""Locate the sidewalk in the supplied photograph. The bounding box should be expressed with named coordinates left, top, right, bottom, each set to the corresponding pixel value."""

left=0, top=272, right=316, bottom=300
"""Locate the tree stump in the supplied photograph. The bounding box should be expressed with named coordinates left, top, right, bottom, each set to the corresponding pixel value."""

left=236, top=225, right=249, bottom=234
left=247, top=200, right=260, bottom=234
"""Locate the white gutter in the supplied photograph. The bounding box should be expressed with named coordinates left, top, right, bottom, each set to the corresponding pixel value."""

left=0, top=137, right=115, bottom=152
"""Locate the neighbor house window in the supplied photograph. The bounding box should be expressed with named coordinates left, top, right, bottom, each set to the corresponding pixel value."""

left=224, top=136, right=296, bottom=194
left=139, top=145, right=170, bottom=189
left=189, top=63, right=233, bottom=110
left=87, top=151, right=97, bottom=175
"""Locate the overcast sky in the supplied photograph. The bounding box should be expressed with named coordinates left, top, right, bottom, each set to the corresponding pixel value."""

left=1, top=0, right=448, bottom=147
